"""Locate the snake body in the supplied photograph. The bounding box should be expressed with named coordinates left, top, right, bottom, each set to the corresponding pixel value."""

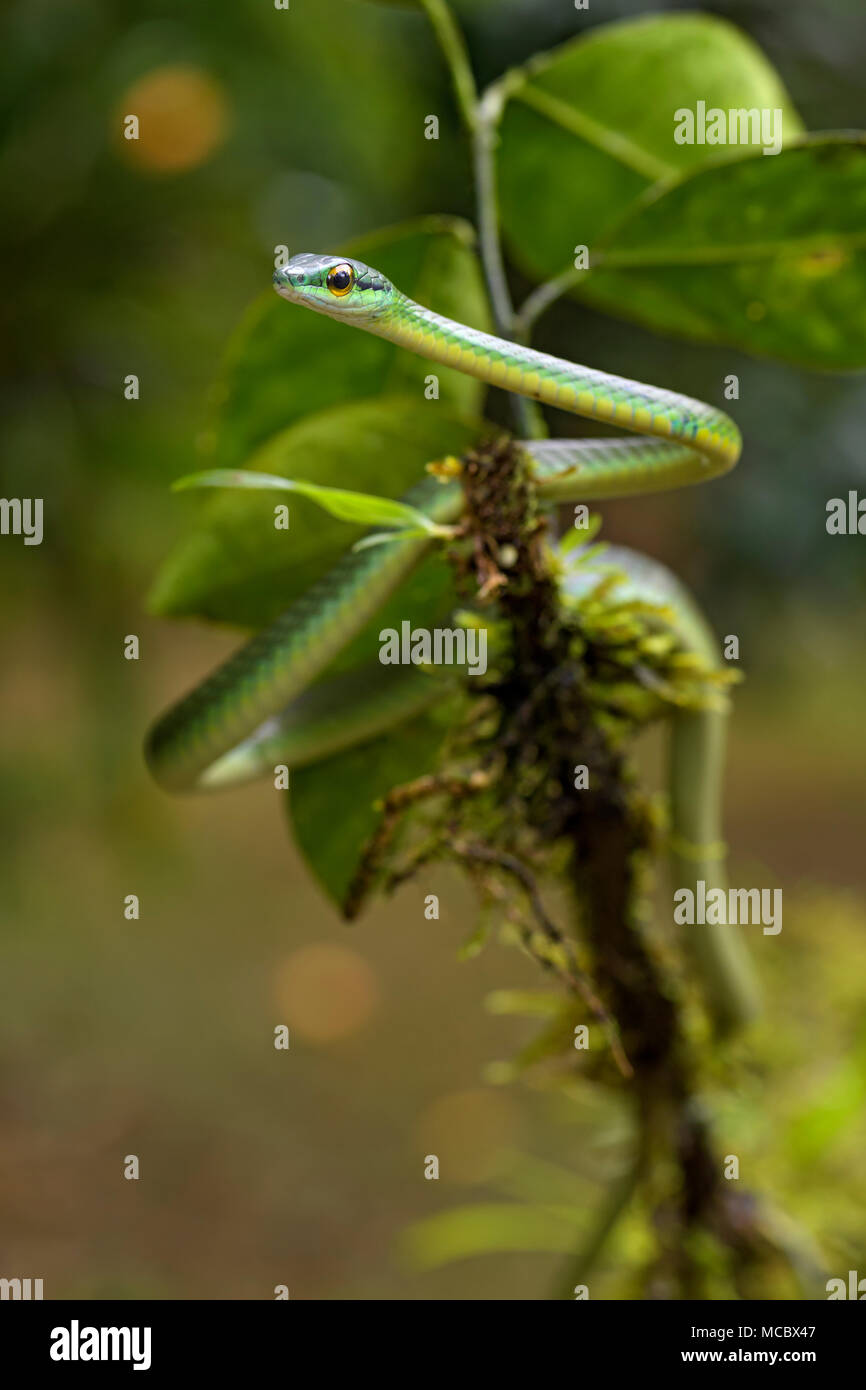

left=147, top=252, right=740, bottom=790
left=145, top=252, right=756, bottom=1030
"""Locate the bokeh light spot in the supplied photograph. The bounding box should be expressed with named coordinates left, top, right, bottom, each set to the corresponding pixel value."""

left=415, top=1088, right=522, bottom=1184
left=117, top=65, right=229, bottom=173
left=273, top=944, right=380, bottom=1044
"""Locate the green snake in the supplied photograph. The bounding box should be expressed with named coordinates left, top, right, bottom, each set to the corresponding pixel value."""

left=146, top=253, right=758, bottom=1032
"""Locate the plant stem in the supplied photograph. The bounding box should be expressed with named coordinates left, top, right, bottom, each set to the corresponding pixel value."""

left=514, top=266, right=585, bottom=342
left=421, top=0, right=784, bottom=1301
left=419, top=0, right=478, bottom=133
left=470, top=94, right=513, bottom=336
left=454, top=839, right=632, bottom=1078
left=554, top=1141, right=643, bottom=1299
left=471, top=86, right=546, bottom=439
left=420, top=0, right=544, bottom=438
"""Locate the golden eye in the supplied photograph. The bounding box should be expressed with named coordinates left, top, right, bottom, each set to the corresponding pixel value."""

left=327, top=263, right=354, bottom=297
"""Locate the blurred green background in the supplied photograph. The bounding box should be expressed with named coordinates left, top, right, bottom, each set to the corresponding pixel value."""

left=1, top=0, right=864, bottom=1298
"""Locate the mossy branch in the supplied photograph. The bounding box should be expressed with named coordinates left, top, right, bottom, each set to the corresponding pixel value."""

left=404, top=0, right=795, bottom=1299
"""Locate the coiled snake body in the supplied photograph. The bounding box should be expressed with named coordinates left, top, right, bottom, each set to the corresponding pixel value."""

left=146, top=254, right=757, bottom=1031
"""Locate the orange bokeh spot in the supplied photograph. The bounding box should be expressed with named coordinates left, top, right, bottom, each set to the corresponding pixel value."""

left=415, top=1088, right=522, bottom=1183
left=117, top=65, right=229, bottom=173
left=273, top=944, right=380, bottom=1044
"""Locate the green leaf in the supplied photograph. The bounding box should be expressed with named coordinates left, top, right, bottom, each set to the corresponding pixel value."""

left=557, top=514, right=603, bottom=554
left=498, top=13, right=803, bottom=277
left=495, top=1152, right=623, bottom=1208
left=288, top=703, right=455, bottom=911
left=485, top=989, right=562, bottom=1018
left=148, top=396, right=477, bottom=626
left=352, top=526, right=440, bottom=552
left=204, top=216, right=490, bottom=471
left=581, top=136, right=866, bottom=368
left=172, top=469, right=447, bottom=535
left=401, top=1202, right=587, bottom=1270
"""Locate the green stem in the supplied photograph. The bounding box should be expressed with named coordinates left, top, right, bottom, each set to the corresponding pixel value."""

left=420, top=0, right=544, bottom=439
left=419, top=0, right=478, bottom=133
left=470, top=86, right=513, bottom=336
left=514, top=266, right=585, bottom=342
left=553, top=1140, right=642, bottom=1298
left=471, top=89, right=546, bottom=438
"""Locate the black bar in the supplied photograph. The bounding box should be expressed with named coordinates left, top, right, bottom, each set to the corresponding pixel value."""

left=1, top=1298, right=859, bottom=1375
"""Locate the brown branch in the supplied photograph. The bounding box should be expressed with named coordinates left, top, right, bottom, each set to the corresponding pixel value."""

left=343, top=770, right=491, bottom=920
left=452, top=840, right=633, bottom=1079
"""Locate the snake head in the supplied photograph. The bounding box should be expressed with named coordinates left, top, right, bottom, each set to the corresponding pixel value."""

left=273, top=254, right=395, bottom=321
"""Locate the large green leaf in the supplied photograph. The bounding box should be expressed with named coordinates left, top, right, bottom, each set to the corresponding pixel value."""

left=204, top=216, right=490, bottom=471
left=148, top=396, right=477, bottom=626
left=288, top=700, right=456, bottom=911
left=498, top=13, right=803, bottom=277
left=581, top=136, right=866, bottom=368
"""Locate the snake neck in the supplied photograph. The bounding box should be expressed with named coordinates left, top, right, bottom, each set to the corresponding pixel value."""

left=371, top=293, right=740, bottom=471
left=380, top=292, right=550, bottom=390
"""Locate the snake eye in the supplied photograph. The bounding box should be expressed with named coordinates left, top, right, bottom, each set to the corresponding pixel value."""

left=326, top=263, right=354, bottom=297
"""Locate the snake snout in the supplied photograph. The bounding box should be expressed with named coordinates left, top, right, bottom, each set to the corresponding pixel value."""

left=273, top=266, right=305, bottom=295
